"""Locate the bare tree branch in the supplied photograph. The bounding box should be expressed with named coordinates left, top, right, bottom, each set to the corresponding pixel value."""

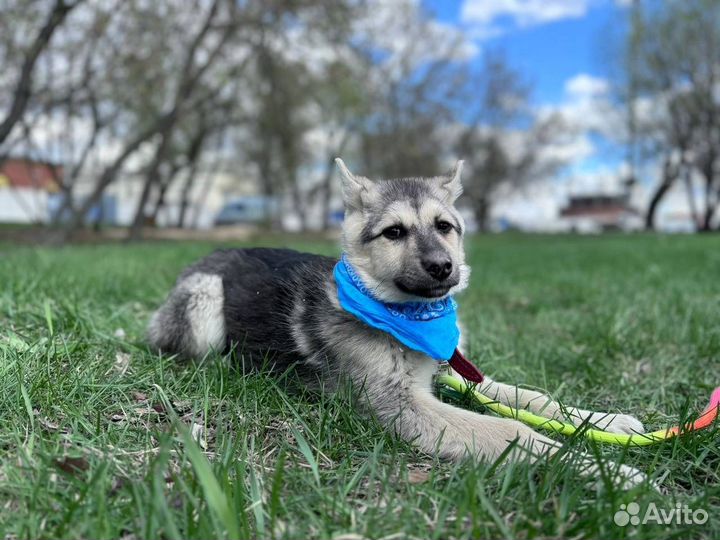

left=0, top=0, right=80, bottom=146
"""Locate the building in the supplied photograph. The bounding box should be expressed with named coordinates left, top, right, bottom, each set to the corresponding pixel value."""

left=559, top=194, right=643, bottom=233
left=1, top=155, right=342, bottom=231
left=0, top=158, right=62, bottom=223
left=0, top=155, right=258, bottom=228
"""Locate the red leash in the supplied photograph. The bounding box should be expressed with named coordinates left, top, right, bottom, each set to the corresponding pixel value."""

left=448, top=348, right=484, bottom=384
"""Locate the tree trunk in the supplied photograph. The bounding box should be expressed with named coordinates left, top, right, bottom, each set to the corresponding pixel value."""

left=700, top=182, right=716, bottom=232
left=177, top=164, right=199, bottom=228
left=700, top=206, right=716, bottom=231
left=645, top=156, right=677, bottom=231
left=680, top=163, right=700, bottom=231
left=258, top=147, right=276, bottom=230
left=189, top=163, right=220, bottom=229
left=289, top=170, right=306, bottom=232
left=176, top=128, right=207, bottom=227
left=128, top=131, right=173, bottom=240
left=645, top=182, right=673, bottom=231
left=698, top=154, right=718, bottom=231
left=127, top=173, right=156, bottom=240
left=475, top=197, right=490, bottom=232
left=150, top=164, right=183, bottom=224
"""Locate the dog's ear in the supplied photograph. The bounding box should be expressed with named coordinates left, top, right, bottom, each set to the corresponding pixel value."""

left=436, top=160, right=464, bottom=204
left=335, top=158, right=375, bottom=211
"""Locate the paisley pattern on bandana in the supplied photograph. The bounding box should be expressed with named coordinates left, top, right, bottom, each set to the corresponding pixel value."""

left=334, top=254, right=460, bottom=360
left=386, top=298, right=457, bottom=321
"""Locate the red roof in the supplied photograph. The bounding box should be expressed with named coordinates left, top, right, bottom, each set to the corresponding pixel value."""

left=560, top=194, right=638, bottom=218
left=0, top=158, right=63, bottom=192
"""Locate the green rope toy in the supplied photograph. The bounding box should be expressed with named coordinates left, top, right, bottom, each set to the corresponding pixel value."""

left=437, top=373, right=720, bottom=446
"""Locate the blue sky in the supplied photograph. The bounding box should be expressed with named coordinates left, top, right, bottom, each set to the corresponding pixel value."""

left=423, top=0, right=627, bottom=105
left=412, top=1, right=665, bottom=229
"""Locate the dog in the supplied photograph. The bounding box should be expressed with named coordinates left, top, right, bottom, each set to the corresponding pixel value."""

left=148, top=159, right=647, bottom=488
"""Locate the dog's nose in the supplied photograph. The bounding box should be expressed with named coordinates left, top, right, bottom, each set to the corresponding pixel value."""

left=422, top=257, right=453, bottom=281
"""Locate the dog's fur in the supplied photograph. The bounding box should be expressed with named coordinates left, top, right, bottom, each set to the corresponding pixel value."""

left=148, top=159, right=647, bottom=488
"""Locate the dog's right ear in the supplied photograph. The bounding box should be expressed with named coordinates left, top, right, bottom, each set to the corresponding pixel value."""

left=335, top=158, right=374, bottom=211
left=437, top=160, right=464, bottom=204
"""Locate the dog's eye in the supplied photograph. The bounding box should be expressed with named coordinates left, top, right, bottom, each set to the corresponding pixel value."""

left=381, top=225, right=407, bottom=240
left=436, top=221, right=453, bottom=234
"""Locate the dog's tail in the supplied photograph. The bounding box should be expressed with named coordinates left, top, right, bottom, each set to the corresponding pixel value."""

left=147, top=272, right=226, bottom=359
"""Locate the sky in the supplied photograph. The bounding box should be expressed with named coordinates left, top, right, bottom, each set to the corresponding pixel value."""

left=415, top=0, right=692, bottom=230
left=424, top=0, right=627, bottom=105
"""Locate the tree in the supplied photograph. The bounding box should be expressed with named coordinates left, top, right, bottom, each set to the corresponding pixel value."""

left=455, top=53, right=563, bottom=231
left=56, top=0, right=357, bottom=236
left=622, top=0, right=720, bottom=231
left=240, top=1, right=358, bottom=231
left=354, top=6, right=470, bottom=179
left=309, top=60, right=367, bottom=230
left=244, top=44, right=314, bottom=230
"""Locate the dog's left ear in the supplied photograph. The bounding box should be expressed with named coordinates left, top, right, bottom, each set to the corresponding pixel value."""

left=437, top=160, right=464, bottom=203
left=336, top=158, right=376, bottom=211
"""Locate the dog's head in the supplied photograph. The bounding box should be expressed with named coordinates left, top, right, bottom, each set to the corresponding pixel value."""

left=337, top=158, right=470, bottom=303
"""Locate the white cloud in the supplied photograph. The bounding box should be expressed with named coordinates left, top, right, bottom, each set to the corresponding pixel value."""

left=539, top=72, right=625, bottom=143
left=550, top=73, right=672, bottom=149
left=490, top=72, right=627, bottom=230
left=355, top=0, right=480, bottom=73
left=488, top=126, right=595, bottom=169
left=461, top=0, right=591, bottom=32
left=492, top=179, right=568, bottom=230
left=540, top=133, right=596, bottom=164
left=564, top=73, right=609, bottom=97
left=565, top=165, right=627, bottom=195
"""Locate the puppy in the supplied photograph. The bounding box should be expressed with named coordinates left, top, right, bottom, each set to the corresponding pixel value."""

left=148, top=159, right=647, bottom=488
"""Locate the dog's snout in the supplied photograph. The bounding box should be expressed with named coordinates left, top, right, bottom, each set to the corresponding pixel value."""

left=422, top=256, right=453, bottom=281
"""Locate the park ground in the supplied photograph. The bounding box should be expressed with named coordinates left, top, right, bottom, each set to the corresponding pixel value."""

left=0, top=233, right=719, bottom=539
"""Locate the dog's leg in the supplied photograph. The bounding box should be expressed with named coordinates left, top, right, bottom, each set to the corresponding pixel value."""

left=455, top=321, right=643, bottom=434
left=475, top=376, right=644, bottom=434
left=340, top=344, right=646, bottom=489
left=382, top=366, right=562, bottom=463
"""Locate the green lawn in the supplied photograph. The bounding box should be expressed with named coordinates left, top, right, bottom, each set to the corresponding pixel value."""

left=1, top=234, right=718, bottom=539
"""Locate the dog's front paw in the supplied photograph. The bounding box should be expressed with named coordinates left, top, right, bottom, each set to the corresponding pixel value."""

left=581, top=461, right=655, bottom=491
left=577, top=411, right=645, bottom=434
left=597, top=413, right=645, bottom=434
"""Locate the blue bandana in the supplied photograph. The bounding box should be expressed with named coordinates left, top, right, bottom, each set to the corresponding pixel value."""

left=334, top=254, right=460, bottom=360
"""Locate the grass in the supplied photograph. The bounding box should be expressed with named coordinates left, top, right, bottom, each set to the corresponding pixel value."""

left=1, top=233, right=719, bottom=539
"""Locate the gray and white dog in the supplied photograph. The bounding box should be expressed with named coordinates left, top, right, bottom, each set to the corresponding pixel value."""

left=148, top=159, right=647, bottom=488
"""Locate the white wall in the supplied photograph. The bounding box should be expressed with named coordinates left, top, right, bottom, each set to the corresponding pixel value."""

left=0, top=188, right=49, bottom=223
